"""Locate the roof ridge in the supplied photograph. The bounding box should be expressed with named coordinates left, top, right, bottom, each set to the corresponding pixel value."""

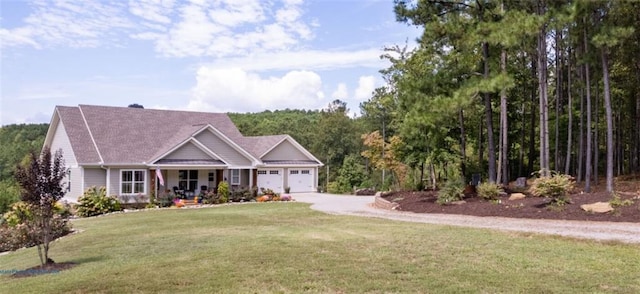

left=77, top=105, right=104, bottom=163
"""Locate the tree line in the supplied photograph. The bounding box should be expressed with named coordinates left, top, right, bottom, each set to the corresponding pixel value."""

left=363, top=0, right=639, bottom=193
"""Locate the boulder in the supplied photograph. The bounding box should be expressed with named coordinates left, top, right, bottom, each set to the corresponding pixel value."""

left=515, top=177, right=527, bottom=188
left=580, top=202, right=614, bottom=213
left=508, top=193, right=526, bottom=200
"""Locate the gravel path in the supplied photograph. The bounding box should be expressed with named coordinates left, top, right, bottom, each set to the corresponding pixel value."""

left=294, top=193, right=640, bottom=244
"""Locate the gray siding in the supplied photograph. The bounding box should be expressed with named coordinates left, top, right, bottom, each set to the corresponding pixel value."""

left=108, top=168, right=120, bottom=197
left=49, top=120, right=78, bottom=166
left=164, top=143, right=217, bottom=160
left=84, top=168, right=106, bottom=190
left=262, top=140, right=308, bottom=161
left=64, top=167, right=83, bottom=202
left=195, top=131, right=252, bottom=166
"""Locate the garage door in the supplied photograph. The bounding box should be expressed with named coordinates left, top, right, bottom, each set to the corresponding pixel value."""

left=288, top=169, right=314, bottom=193
left=257, top=169, right=283, bottom=193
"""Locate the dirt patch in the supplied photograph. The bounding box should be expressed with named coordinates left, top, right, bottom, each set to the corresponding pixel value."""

left=10, top=261, right=77, bottom=278
left=383, top=182, right=640, bottom=223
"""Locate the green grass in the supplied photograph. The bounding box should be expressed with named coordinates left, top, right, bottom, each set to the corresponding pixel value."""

left=1, top=203, right=639, bottom=293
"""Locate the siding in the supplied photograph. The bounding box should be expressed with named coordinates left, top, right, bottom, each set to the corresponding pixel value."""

left=49, top=120, right=78, bottom=167
left=64, top=167, right=83, bottom=202
left=83, top=168, right=106, bottom=190
left=164, top=142, right=217, bottom=160
left=108, top=168, right=120, bottom=197
left=195, top=131, right=252, bottom=166
left=262, top=140, right=308, bottom=161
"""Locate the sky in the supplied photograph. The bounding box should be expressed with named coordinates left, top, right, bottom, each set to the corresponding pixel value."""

left=0, top=0, right=420, bottom=126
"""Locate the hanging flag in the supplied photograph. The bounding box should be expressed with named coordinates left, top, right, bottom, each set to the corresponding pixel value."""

left=156, top=167, right=165, bottom=186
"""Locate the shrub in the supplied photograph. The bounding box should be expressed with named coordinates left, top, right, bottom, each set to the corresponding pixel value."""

left=326, top=181, right=345, bottom=194
left=1, top=208, right=71, bottom=253
left=437, top=178, right=465, bottom=205
left=609, top=193, right=634, bottom=208
left=75, top=186, right=122, bottom=217
left=529, top=173, right=574, bottom=205
left=477, top=182, right=504, bottom=200
left=217, top=181, right=229, bottom=203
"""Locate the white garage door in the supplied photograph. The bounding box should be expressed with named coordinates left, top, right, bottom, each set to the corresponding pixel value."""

left=257, top=169, right=283, bottom=193
left=288, top=169, right=314, bottom=193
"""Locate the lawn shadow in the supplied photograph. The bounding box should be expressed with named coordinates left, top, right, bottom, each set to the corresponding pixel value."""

left=9, top=255, right=104, bottom=279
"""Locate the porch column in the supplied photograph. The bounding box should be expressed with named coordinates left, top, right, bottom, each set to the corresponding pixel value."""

left=249, top=169, right=253, bottom=188
left=106, top=168, right=111, bottom=196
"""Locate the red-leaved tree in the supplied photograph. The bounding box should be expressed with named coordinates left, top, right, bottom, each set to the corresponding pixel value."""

left=14, top=147, right=67, bottom=266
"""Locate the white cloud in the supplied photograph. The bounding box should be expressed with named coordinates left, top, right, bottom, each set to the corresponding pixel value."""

left=1, top=0, right=134, bottom=49
left=354, top=76, right=377, bottom=101
left=188, top=67, right=325, bottom=113
left=331, top=83, right=348, bottom=99
left=1, top=0, right=312, bottom=57
left=203, top=48, right=385, bottom=72
left=138, top=0, right=312, bottom=57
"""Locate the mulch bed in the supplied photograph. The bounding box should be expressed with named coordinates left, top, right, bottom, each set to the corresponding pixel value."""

left=383, top=187, right=640, bottom=223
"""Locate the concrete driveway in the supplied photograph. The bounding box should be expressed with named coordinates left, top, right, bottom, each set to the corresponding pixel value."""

left=294, top=193, right=640, bottom=244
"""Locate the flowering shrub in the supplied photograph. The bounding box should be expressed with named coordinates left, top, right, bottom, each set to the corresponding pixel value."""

left=1, top=205, right=71, bottom=253
left=75, top=186, right=122, bottom=217
left=280, top=195, right=292, bottom=201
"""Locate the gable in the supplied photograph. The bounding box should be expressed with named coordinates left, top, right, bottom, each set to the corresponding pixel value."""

left=195, top=130, right=252, bottom=166
left=162, top=142, right=219, bottom=161
left=48, top=118, right=79, bottom=166
left=262, top=140, right=310, bottom=161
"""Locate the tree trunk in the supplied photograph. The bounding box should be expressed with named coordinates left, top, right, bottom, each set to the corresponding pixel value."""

left=537, top=12, right=550, bottom=177
left=601, top=48, right=613, bottom=192
left=499, top=49, right=508, bottom=185
left=564, top=45, right=573, bottom=175
left=577, top=45, right=584, bottom=182
left=584, top=24, right=592, bottom=192
left=528, top=55, right=537, bottom=176
left=594, top=74, right=599, bottom=184
left=459, top=109, right=467, bottom=177
left=483, top=41, right=497, bottom=183
left=554, top=29, right=562, bottom=171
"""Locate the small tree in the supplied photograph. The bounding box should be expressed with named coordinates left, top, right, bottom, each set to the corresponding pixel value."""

left=14, top=147, right=67, bottom=266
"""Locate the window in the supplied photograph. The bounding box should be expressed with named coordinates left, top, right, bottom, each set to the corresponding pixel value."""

left=179, top=170, right=198, bottom=191
left=301, top=170, right=310, bottom=175
left=257, top=170, right=267, bottom=175
left=290, top=170, right=299, bottom=175
left=208, top=172, right=215, bottom=182
left=231, top=169, right=240, bottom=185
left=121, top=170, right=146, bottom=195
left=269, top=170, right=279, bottom=175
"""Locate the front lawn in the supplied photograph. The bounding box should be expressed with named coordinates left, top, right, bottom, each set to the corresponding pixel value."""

left=1, top=203, right=639, bottom=293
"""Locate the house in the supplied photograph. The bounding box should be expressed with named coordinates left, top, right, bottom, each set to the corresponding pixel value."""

left=43, top=104, right=323, bottom=203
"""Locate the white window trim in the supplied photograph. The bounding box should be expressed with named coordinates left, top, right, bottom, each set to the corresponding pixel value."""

left=120, top=169, right=147, bottom=195
left=231, top=169, right=241, bottom=185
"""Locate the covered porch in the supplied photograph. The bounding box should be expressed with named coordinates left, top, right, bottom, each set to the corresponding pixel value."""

left=150, top=165, right=257, bottom=199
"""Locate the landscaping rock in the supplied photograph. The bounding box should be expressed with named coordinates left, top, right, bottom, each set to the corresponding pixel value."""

left=580, top=202, right=614, bottom=213
left=508, top=193, right=526, bottom=200
left=515, top=177, right=527, bottom=188
left=355, top=188, right=376, bottom=196
left=451, top=200, right=466, bottom=205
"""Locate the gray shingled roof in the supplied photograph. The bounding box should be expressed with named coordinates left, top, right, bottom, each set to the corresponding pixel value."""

left=56, top=104, right=321, bottom=166
left=60, top=105, right=243, bottom=164
left=56, top=106, right=102, bottom=163
left=236, top=135, right=287, bottom=158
